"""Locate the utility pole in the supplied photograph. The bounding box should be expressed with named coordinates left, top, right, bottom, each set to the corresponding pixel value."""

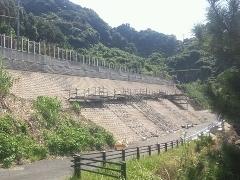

left=17, top=0, right=20, bottom=50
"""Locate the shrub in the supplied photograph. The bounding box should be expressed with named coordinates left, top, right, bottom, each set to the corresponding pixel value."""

left=70, top=101, right=81, bottom=114
left=27, top=144, right=49, bottom=161
left=0, top=57, right=14, bottom=100
left=34, top=96, right=62, bottom=128
left=0, top=133, right=24, bottom=167
left=179, top=81, right=209, bottom=110
left=44, top=126, right=92, bottom=155
left=89, top=125, right=115, bottom=148
left=0, top=114, right=16, bottom=134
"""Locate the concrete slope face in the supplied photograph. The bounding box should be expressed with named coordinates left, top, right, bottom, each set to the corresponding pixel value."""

left=8, top=69, right=209, bottom=143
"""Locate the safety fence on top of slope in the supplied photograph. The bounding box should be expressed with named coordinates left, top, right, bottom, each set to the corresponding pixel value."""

left=0, top=34, right=175, bottom=86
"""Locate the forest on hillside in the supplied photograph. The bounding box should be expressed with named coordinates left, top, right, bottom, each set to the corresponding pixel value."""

left=0, top=0, right=217, bottom=83
left=1, top=1, right=240, bottom=178
left=1, top=0, right=240, bottom=120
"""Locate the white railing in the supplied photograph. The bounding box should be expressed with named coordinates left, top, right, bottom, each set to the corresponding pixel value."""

left=185, top=121, right=223, bottom=140
left=0, top=34, right=175, bottom=86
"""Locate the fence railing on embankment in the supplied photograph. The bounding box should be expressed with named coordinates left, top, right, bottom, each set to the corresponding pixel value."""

left=71, top=120, right=223, bottom=179
left=71, top=139, right=182, bottom=179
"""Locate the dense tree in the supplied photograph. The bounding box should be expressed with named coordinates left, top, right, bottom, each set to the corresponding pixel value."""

left=165, top=38, right=215, bottom=83
left=194, top=0, right=240, bottom=122
left=0, top=0, right=218, bottom=82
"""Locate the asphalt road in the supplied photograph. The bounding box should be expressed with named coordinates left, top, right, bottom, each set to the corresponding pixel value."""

left=0, top=111, right=217, bottom=180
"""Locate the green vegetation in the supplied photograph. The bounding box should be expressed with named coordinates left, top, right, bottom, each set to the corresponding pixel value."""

left=69, top=134, right=240, bottom=180
left=0, top=0, right=214, bottom=81
left=34, top=96, right=62, bottom=128
left=178, top=80, right=209, bottom=110
left=0, top=61, right=115, bottom=168
left=0, top=97, right=115, bottom=168
left=1, top=0, right=240, bottom=178
left=0, top=100, right=115, bottom=168
left=70, top=101, right=81, bottom=114
left=0, top=57, right=14, bottom=101
left=205, top=68, right=240, bottom=122
left=193, top=0, right=240, bottom=122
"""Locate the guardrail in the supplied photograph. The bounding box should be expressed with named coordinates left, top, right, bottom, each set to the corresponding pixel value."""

left=71, top=120, right=223, bottom=179
left=71, top=154, right=126, bottom=179
left=185, top=120, right=222, bottom=140
left=71, top=140, right=182, bottom=179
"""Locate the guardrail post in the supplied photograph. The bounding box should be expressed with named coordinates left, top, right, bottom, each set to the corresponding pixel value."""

left=137, top=147, right=140, bottom=160
left=148, top=145, right=151, bottom=156
left=122, top=149, right=126, bottom=161
left=121, top=161, right=126, bottom=180
left=157, top=143, right=160, bottom=154
left=171, top=141, right=174, bottom=149
left=74, top=154, right=81, bottom=178
left=165, top=143, right=167, bottom=152
left=102, top=151, right=106, bottom=167
left=181, top=139, right=184, bottom=145
left=177, top=140, right=179, bottom=147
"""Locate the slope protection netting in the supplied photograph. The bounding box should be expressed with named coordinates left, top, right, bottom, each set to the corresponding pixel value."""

left=0, top=47, right=175, bottom=86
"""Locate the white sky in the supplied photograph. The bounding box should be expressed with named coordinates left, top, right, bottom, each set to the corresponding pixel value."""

left=70, top=0, right=209, bottom=40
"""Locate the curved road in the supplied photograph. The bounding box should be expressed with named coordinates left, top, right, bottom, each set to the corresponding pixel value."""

left=0, top=111, right=217, bottom=180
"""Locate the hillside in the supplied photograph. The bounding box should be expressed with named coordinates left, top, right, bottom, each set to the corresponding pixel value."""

left=0, top=0, right=219, bottom=84
left=6, top=69, right=212, bottom=143
left=0, top=0, right=178, bottom=56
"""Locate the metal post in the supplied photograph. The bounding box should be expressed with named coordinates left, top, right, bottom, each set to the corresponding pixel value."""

left=10, top=35, right=12, bottom=49
left=17, top=0, right=20, bottom=50
left=148, top=145, right=151, bottom=156
left=121, top=161, right=126, bottom=180
left=38, top=42, right=41, bottom=54
left=165, top=143, right=167, bottom=152
left=21, top=37, right=23, bottom=51
left=33, top=41, right=35, bottom=54
left=48, top=44, right=50, bottom=56
left=137, top=147, right=140, bottom=160
left=177, top=140, right=179, bottom=147
left=157, top=143, right=160, bottom=154
left=122, top=149, right=125, bottom=161
left=3, top=34, right=5, bottom=48
left=27, top=39, right=29, bottom=52
left=74, top=155, right=81, bottom=178
left=43, top=43, right=46, bottom=55
left=171, top=141, right=174, bottom=149
left=102, top=151, right=106, bottom=167
left=75, top=88, right=78, bottom=99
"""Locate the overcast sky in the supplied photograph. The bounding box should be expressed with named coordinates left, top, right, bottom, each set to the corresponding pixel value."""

left=70, top=0, right=209, bottom=40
